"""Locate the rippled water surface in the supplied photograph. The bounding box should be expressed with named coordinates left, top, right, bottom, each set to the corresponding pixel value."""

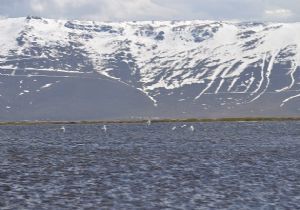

left=0, top=122, right=300, bottom=209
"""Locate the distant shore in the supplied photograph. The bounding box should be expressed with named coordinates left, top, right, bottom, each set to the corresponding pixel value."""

left=0, top=117, right=300, bottom=126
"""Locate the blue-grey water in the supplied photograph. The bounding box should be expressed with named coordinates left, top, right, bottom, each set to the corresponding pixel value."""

left=0, top=122, right=299, bottom=209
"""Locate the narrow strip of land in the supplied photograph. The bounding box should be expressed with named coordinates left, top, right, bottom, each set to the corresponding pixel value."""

left=0, top=117, right=300, bottom=126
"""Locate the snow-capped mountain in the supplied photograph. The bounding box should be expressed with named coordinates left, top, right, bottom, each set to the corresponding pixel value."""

left=0, top=16, right=299, bottom=120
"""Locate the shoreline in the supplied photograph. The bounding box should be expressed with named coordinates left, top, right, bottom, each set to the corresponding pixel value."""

left=0, top=117, right=300, bottom=126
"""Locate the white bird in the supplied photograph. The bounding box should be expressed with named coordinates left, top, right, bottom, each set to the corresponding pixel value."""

left=60, top=126, right=66, bottom=133
left=189, top=125, right=195, bottom=132
left=181, top=124, right=187, bottom=128
left=172, top=126, right=177, bottom=131
left=147, top=119, right=151, bottom=126
left=102, top=125, right=107, bottom=133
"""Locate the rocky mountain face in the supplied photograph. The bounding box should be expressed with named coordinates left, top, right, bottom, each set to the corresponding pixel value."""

left=0, top=16, right=299, bottom=121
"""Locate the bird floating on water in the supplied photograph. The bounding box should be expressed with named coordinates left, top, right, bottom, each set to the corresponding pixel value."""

left=172, top=126, right=177, bottom=131
left=181, top=124, right=187, bottom=128
left=102, top=125, right=107, bottom=133
left=189, top=125, right=195, bottom=132
left=147, top=119, right=151, bottom=126
left=60, top=126, right=66, bottom=133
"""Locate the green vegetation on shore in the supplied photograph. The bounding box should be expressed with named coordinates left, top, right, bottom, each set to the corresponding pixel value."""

left=0, top=117, right=300, bottom=126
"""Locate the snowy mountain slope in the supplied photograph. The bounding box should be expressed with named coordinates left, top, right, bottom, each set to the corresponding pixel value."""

left=0, top=16, right=299, bottom=120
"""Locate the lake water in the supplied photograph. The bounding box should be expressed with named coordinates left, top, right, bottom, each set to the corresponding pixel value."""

left=0, top=122, right=300, bottom=209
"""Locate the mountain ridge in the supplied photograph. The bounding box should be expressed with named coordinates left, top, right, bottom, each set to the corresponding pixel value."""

left=0, top=17, right=299, bottom=120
